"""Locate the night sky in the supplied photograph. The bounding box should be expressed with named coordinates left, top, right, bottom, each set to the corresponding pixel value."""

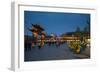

left=24, top=11, right=90, bottom=36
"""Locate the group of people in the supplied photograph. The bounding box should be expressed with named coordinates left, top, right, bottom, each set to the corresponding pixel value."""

left=25, top=31, right=46, bottom=51
left=25, top=33, right=67, bottom=51
left=47, top=36, right=62, bottom=47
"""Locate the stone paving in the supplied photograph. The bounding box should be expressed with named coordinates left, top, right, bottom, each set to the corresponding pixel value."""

left=24, top=43, right=90, bottom=61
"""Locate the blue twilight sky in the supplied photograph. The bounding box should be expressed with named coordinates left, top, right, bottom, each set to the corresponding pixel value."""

left=24, top=11, right=90, bottom=36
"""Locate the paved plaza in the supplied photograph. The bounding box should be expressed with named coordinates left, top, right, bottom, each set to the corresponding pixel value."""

left=24, top=42, right=90, bottom=61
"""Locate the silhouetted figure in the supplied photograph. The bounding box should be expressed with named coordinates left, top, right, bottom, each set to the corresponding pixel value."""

left=41, top=31, right=46, bottom=47
left=56, top=37, right=61, bottom=48
left=25, top=40, right=31, bottom=51
left=48, top=40, right=51, bottom=47
left=38, top=45, right=42, bottom=49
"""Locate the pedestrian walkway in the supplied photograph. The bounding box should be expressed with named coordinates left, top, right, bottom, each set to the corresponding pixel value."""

left=24, top=43, right=90, bottom=61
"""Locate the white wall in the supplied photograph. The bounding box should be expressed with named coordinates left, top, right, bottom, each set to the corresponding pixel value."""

left=0, top=0, right=100, bottom=73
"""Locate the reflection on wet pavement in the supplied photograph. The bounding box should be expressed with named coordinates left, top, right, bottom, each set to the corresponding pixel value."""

left=24, top=43, right=90, bottom=61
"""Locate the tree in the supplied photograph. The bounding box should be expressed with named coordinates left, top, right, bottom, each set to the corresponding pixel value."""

left=86, top=20, right=90, bottom=33
left=75, top=26, right=84, bottom=42
left=76, top=26, right=81, bottom=33
left=75, top=26, right=81, bottom=39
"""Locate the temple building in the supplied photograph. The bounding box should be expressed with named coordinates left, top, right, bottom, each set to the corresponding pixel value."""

left=29, top=24, right=46, bottom=47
